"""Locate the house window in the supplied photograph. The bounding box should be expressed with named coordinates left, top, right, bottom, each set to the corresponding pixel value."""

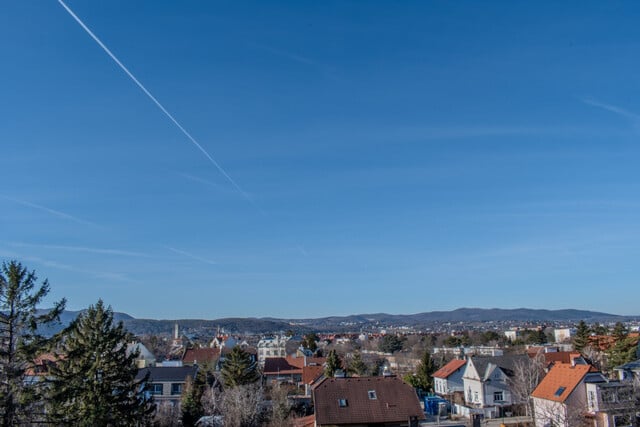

left=602, top=390, right=616, bottom=403
left=368, top=390, right=377, bottom=400
left=171, top=383, right=183, bottom=395
left=614, top=415, right=631, bottom=427
left=554, top=386, right=566, bottom=397
left=493, top=391, right=503, bottom=402
left=150, top=383, right=163, bottom=395
left=588, top=391, right=596, bottom=408
left=474, top=391, right=479, bottom=402
left=338, top=399, right=348, bottom=407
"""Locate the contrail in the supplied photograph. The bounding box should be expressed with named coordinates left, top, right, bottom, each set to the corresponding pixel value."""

left=57, top=0, right=251, bottom=201
left=1, top=195, right=97, bottom=227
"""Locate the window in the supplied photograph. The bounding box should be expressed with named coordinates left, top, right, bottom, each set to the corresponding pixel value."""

left=614, top=415, right=632, bottom=427
left=474, top=391, right=479, bottom=402
left=338, top=399, right=348, bottom=407
left=493, top=391, right=503, bottom=402
left=602, top=390, right=616, bottom=403
left=150, top=383, right=163, bottom=395
left=554, top=386, right=566, bottom=397
left=368, top=390, right=377, bottom=400
left=171, top=383, right=183, bottom=395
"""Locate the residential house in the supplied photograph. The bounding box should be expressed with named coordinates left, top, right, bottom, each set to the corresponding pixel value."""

left=262, top=355, right=325, bottom=392
left=531, top=361, right=637, bottom=427
left=460, top=354, right=530, bottom=418
left=209, top=335, right=238, bottom=350
left=182, top=347, right=221, bottom=367
left=531, top=362, right=596, bottom=427
left=136, top=365, right=198, bottom=405
left=312, top=376, right=425, bottom=426
left=126, top=341, right=156, bottom=368
left=585, top=374, right=637, bottom=427
left=615, top=359, right=640, bottom=384
left=526, top=346, right=583, bottom=371
left=433, top=358, right=466, bottom=405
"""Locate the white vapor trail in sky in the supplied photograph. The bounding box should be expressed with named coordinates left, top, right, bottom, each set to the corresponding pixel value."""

left=57, top=0, right=251, bottom=201
left=1, top=195, right=97, bottom=227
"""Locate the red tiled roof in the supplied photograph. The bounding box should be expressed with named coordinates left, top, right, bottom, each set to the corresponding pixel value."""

left=302, top=365, right=325, bottom=385
left=182, top=348, right=220, bottom=364
left=313, top=376, right=425, bottom=425
left=531, top=363, right=597, bottom=403
left=432, top=359, right=467, bottom=379
left=263, top=357, right=301, bottom=375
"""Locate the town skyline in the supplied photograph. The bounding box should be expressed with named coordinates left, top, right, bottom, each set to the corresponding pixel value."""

left=3, top=2, right=640, bottom=318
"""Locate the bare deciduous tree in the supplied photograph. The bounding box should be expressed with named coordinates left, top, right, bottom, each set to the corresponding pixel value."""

left=509, top=352, right=545, bottom=417
left=268, top=384, right=292, bottom=427
left=220, top=384, right=264, bottom=427
left=153, top=401, right=181, bottom=427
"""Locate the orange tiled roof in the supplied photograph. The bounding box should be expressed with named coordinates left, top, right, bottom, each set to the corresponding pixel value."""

left=433, top=359, right=467, bottom=379
left=531, top=363, right=596, bottom=403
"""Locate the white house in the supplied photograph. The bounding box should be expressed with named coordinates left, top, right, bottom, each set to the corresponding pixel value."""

left=433, top=358, right=466, bottom=396
left=460, top=354, right=529, bottom=418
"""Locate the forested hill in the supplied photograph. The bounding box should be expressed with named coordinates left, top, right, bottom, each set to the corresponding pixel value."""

left=35, top=307, right=633, bottom=337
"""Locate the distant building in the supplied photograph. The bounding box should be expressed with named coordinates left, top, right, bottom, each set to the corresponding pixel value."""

left=257, top=336, right=289, bottom=366
left=554, top=328, right=576, bottom=343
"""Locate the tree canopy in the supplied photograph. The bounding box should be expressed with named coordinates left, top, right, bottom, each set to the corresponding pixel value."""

left=0, top=260, right=66, bottom=426
left=573, top=320, right=591, bottom=353
left=221, top=346, right=259, bottom=387
left=47, top=299, right=154, bottom=426
left=378, top=335, right=405, bottom=353
left=403, top=349, right=436, bottom=392
left=324, top=349, right=343, bottom=378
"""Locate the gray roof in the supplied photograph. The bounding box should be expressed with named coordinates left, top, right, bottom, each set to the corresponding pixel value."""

left=615, top=359, right=640, bottom=372
left=470, top=354, right=530, bottom=379
left=136, top=365, right=198, bottom=382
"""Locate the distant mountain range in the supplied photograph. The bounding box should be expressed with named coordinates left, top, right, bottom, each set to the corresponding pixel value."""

left=36, top=307, right=636, bottom=337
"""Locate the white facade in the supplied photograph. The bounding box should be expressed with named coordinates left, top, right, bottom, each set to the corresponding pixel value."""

left=257, top=336, right=289, bottom=365
left=553, top=328, right=576, bottom=343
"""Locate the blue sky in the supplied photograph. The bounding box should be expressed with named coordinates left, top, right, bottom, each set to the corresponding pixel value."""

left=2, top=1, right=640, bottom=319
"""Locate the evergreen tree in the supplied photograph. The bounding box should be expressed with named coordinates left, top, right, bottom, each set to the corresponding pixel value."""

left=181, top=376, right=204, bottom=427
left=612, top=322, right=628, bottom=340
left=302, top=333, right=318, bottom=352
left=47, top=300, right=154, bottom=426
left=403, top=349, right=436, bottom=392
left=573, top=320, right=591, bottom=353
left=607, top=324, right=636, bottom=370
left=347, top=351, right=367, bottom=376
left=221, top=346, right=259, bottom=387
left=607, top=336, right=638, bottom=370
left=378, top=335, right=404, bottom=353
left=324, top=349, right=343, bottom=378
left=0, top=260, right=66, bottom=426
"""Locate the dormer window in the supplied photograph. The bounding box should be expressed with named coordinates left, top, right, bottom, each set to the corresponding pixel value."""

left=338, top=398, right=348, bottom=407
left=368, top=390, right=377, bottom=400
left=554, top=386, right=566, bottom=397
